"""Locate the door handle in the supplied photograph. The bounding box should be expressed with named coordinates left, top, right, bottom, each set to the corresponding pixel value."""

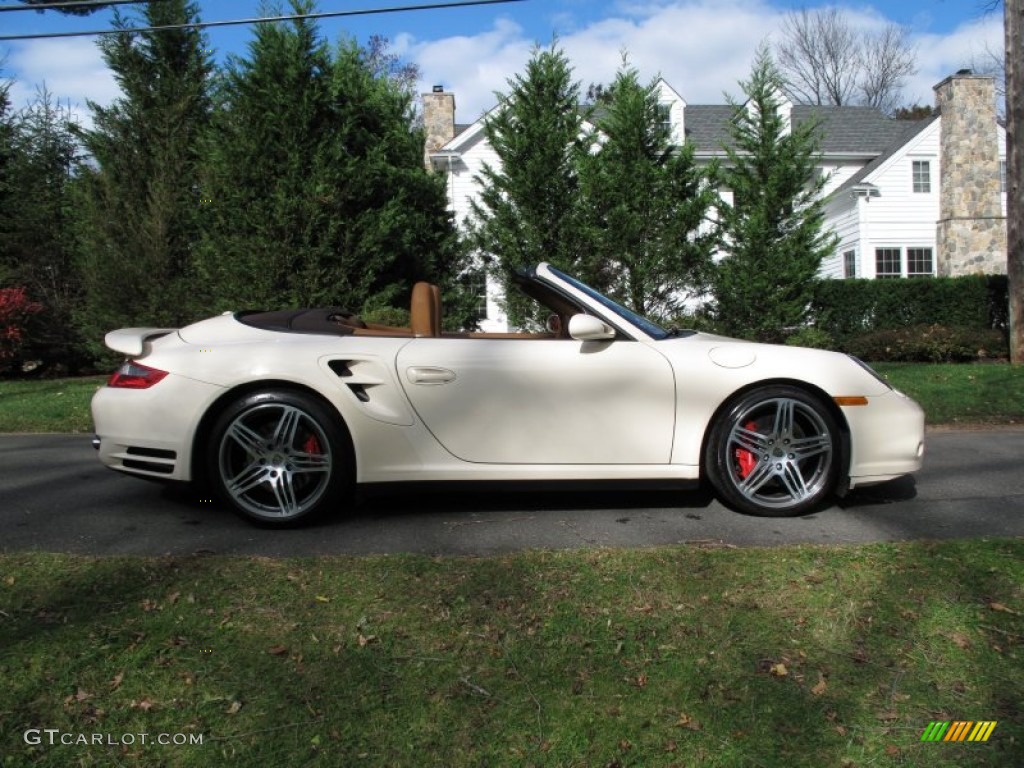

left=406, top=366, right=456, bottom=385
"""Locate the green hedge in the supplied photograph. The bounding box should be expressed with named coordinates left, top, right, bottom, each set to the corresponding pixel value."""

left=810, top=275, right=1008, bottom=343
left=843, top=324, right=1007, bottom=363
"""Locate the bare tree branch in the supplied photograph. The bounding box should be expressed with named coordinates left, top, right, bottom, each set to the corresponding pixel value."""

left=859, top=24, right=916, bottom=113
left=775, top=8, right=916, bottom=113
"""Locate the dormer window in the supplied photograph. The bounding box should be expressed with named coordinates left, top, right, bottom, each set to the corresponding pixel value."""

left=656, top=104, right=672, bottom=137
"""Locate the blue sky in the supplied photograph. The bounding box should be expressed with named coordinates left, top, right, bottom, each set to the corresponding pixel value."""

left=1, top=1, right=1006, bottom=125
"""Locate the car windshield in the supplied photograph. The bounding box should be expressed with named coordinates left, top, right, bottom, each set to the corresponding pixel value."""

left=547, top=267, right=670, bottom=340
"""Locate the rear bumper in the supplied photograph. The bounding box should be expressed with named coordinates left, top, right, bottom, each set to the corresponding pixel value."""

left=91, top=374, right=225, bottom=482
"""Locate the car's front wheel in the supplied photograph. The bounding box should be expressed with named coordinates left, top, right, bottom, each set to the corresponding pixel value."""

left=705, top=385, right=841, bottom=517
left=208, top=390, right=351, bottom=526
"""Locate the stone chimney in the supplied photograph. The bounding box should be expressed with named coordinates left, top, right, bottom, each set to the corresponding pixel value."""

left=422, top=86, right=455, bottom=171
left=934, top=72, right=1006, bottom=275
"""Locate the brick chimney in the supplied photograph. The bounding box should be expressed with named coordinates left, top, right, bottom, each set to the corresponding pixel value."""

left=934, top=72, right=1006, bottom=275
left=422, top=86, right=455, bottom=171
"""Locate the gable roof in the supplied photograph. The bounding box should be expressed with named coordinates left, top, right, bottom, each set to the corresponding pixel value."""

left=681, top=103, right=918, bottom=156
left=830, top=114, right=939, bottom=196
left=433, top=90, right=933, bottom=170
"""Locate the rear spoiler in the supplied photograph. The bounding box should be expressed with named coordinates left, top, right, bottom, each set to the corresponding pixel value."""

left=105, top=328, right=177, bottom=357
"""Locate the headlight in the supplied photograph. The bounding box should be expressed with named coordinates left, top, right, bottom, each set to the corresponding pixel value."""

left=848, top=355, right=893, bottom=391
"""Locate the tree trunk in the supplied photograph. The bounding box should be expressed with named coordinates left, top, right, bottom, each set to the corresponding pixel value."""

left=1008, top=0, right=1023, bottom=363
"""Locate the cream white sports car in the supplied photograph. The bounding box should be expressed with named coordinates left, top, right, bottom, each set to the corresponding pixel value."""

left=91, top=263, right=924, bottom=526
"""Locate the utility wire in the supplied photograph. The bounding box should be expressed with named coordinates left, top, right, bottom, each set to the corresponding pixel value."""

left=0, top=0, right=171, bottom=13
left=0, top=0, right=527, bottom=40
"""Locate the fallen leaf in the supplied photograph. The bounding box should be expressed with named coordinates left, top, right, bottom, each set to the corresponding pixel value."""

left=166, top=591, right=181, bottom=604
left=140, top=598, right=159, bottom=612
left=315, top=595, right=331, bottom=603
left=74, top=688, right=93, bottom=702
left=131, top=697, right=156, bottom=711
left=770, top=663, right=788, bottom=677
left=267, top=644, right=289, bottom=656
left=3, top=576, right=14, bottom=586
left=811, top=676, right=827, bottom=696
left=357, top=634, right=378, bottom=647
left=947, top=631, right=972, bottom=649
left=885, top=745, right=900, bottom=756
left=835, top=725, right=847, bottom=736
left=226, top=700, right=243, bottom=715
left=676, top=713, right=701, bottom=730
left=635, top=674, right=648, bottom=688
left=109, top=673, right=124, bottom=691
left=989, top=602, right=1017, bottom=615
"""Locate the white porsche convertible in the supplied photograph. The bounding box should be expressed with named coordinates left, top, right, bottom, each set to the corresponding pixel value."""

left=92, top=263, right=924, bottom=526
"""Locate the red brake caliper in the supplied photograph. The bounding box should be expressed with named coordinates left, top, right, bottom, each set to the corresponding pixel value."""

left=735, top=420, right=758, bottom=479
left=302, top=435, right=321, bottom=454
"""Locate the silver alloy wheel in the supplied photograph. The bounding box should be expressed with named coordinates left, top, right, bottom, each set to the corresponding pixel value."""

left=724, top=396, right=834, bottom=511
left=217, top=403, right=333, bottom=519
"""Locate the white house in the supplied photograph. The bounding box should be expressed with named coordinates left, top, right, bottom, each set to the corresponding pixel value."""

left=422, top=72, right=1008, bottom=330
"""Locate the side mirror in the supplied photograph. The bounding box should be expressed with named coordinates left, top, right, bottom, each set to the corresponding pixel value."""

left=568, top=314, right=616, bottom=341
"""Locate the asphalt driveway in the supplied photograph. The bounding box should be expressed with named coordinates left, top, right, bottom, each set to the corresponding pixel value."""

left=1, top=429, right=1022, bottom=557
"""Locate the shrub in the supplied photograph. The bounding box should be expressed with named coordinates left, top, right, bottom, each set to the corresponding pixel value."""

left=0, top=287, right=45, bottom=369
left=811, top=275, right=1008, bottom=343
left=785, top=326, right=834, bottom=350
left=843, top=324, right=1008, bottom=363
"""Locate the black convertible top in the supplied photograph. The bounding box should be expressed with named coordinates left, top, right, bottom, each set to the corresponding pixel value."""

left=236, top=308, right=366, bottom=336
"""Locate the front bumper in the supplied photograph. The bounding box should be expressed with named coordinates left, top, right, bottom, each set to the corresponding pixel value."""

left=845, top=388, right=925, bottom=488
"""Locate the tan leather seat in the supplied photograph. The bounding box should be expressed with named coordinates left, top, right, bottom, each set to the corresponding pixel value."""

left=410, top=282, right=441, bottom=337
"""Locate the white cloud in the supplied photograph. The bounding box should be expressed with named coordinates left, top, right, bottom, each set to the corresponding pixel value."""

left=903, top=14, right=1005, bottom=107
left=5, top=38, right=118, bottom=127
left=405, top=0, right=1007, bottom=120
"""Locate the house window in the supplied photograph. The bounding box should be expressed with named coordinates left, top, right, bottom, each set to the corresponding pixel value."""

left=843, top=250, right=857, bottom=278
left=912, top=160, right=931, bottom=193
left=463, top=273, right=488, bottom=321
left=875, top=248, right=901, bottom=278
left=907, top=248, right=934, bottom=277
left=655, top=103, right=672, bottom=138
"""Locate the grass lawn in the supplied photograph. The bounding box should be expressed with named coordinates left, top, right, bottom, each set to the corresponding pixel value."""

left=1, top=540, right=1021, bottom=766
left=1, top=363, right=1023, bottom=434
left=874, top=363, right=1024, bottom=427
left=0, top=376, right=104, bottom=433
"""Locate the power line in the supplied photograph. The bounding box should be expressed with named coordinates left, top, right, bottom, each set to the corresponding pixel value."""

left=0, top=0, right=169, bottom=13
left=0, top=0, right=527, bottom=40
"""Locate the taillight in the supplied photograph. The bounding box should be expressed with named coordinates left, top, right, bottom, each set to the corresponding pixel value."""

left=107, top=361, right=168, bottom=389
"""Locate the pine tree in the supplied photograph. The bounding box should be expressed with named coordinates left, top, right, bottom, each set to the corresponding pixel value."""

left=713, top=48, right=836, bottom=342
left=469, top=43, right=586, bottom=328
left=74, top=0, right=212, bottom=359
left=1, top=90, right=84, bottom=370
left=0, top=82, right=16, bottom=285
left=576, top=64, right=718, bottom=321
left=198, top=2, right=463, bottom=322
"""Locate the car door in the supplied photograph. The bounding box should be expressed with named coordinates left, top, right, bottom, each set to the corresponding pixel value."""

left=395, top=337, right=675, bottom=464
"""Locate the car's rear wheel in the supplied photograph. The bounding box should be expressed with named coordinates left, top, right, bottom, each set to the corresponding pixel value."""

left=705, top=385, right=841, bottom=517
left=208, top=390, right=350, bottom=526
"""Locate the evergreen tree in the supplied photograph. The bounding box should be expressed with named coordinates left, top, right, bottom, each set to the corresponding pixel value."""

left=0, top=82, right=16, bottom=285
left=469, top=43, right=586, bottom=327
left=74, top=0, right=212, bottom=358
left=577, top=64, right=718, bottom=321
left=1, top=90, right=85, bottom=370
left=198, top=2, right=464, bottom=323
left=713, top=49, right=835, bottom=343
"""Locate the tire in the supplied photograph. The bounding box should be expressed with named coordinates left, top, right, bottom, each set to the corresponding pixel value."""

left=705, top=385, right=841, bottom=517
left=207, top=390, right=351, bottom=526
